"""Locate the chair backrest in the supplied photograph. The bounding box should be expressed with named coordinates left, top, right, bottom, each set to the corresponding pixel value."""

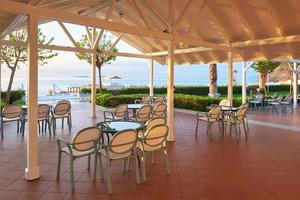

left=219, top=99, right=231, bottom=107
left=109, top=129, right=137, bottom=154
left=256, top=94, right=264, bottom=101
left=38, top=104, right=50, bottom=119
left=152, top=103, right=167, bottom=117
left=2, top=104, right=23, bottom=119
left=277, top=96, right=284, bottom=102
left=143, top=124, right=168, bottom=147
left=136, top=105, right=152, bottom=122
left=54, top=100, right=71, bottom=115
left=114, top=104, right=128, bottom=118
left=236, top=105, right=248, bottom=121
left=146, top=116, right=166, bottom=128
left=142, top=96, right=151, bottom=104
left=72, top=126, right=101, bottom=151
left=208, top=106, right=221, bottom=120
left=284, top=95, right=293, bottom=103
left=155, top=96, right=165, bottom=103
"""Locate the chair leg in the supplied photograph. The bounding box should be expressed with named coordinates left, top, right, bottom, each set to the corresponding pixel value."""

left=52, top=118, right=56, bottom=135
left=1, top=120, right=3, bottom=140
left=48, top=119, right=52, bottom=136
left=68, top=116, right=71, bottom=132
left=99, top=155, right=104, bottom=179
left=141, top=151, right=146, bottom=182
left=93, top=153, right=97, bottom=181
left=243, top=121, right=248, bottom=140
left=133, top=148, right=140, bottom=184
left=163, top=146, right=171, bottom=174
left=62, top=118, right=64, bottom=129
left=87, top=154, right=91, bottom=170
left=56, top=151, right=62, bottom=180
left=195, top=120, right=199, bottom=136
left=70, top=156, right=75, bottom=190
left=17, top=121, right=20, bottom=134
left=106, top=157, right=112, bottom=193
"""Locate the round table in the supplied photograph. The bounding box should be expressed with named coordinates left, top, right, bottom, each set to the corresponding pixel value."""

left=96, top=120, right=145, bottom=143
left=220, top=106, right=239, bottom=135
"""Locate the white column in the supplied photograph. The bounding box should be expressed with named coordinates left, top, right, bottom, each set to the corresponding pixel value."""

left=167, top=41, right=175, bottom=141
left=90, top=28, right=96, bottom=118
left=242, top=62, right=247, bottom=104
left=227, top=51, right=233, bottom=105
left=293, top=62, right=298, bottom=108
left=25, top=14, right=40, bottom=180
left=149, top=59, right=154, bottom=96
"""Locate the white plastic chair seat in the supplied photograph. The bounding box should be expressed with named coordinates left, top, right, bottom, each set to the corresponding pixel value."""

left=99, top=148, right=132, bottom=160
left=224, top=117, right=243, bottom=124
left=137, top=141, right=161, bottom=152
left=269, top=102, right=280, bottom=105
left=2, top=117, right=21, bottom=122
left=249, top=100, right=261, bottom=103
left=197, top=116, right=218, bottom=122
left=53, top=113, right=69, bottom=118
left=62, top=147, right=95, bottom=157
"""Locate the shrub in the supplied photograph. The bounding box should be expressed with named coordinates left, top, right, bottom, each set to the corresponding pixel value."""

left=12, top=99, right=26, bottom=105
left=1, top=89, right=25, bottom=103
left=80, top=87, right=108, bottom=94
left=96, top=93, right=243, bottom=111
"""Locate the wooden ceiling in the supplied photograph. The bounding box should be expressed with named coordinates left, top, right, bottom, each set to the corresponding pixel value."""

left=1, top=0, right=300, bottom=64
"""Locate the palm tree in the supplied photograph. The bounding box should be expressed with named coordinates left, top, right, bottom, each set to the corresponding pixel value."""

left=209, top=63, right=218, bottom=94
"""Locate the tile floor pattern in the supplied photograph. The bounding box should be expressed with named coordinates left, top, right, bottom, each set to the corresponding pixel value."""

left=0, top=102, right=300, bottom=200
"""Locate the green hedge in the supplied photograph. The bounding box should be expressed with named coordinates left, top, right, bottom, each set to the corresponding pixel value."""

left=83, top=84, right=292, bottom=96
left=1, top=89, right=25, bottom=104
left=96, top=93, right=242, bottom=111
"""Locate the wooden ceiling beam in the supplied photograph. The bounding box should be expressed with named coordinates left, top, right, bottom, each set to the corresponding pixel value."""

left=264, top=0, right=297, bottom=60
left=142, top=0, right=168, bottom=29
left=186, top=2, right=205, bottom=36
left=0, top=0, right=230, bottom=51
left=173, top=0, right=195, bottom=32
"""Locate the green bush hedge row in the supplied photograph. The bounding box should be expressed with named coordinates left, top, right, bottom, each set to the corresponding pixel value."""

left=84, top=84, right=291, bottom=96
left=1, top=89, right=26, bottom=104
left=96, top=93, right=243, bottom=111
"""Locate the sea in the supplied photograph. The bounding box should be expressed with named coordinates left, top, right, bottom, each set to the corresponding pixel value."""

left=1, top=66, right=259, bottom=101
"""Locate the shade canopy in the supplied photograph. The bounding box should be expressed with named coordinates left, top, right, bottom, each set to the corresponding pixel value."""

left=1, top=0, right=300, bottom=64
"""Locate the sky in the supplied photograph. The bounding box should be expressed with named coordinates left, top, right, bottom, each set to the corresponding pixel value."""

left=1, top=21, right=258, bottom=88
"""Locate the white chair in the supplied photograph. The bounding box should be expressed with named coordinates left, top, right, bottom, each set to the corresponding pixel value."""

left=103, top=104, right=128, bottom=121
left=281, top=95, right=293, bottom=114
left=56, top=126, right=101, bottom=190
left=224, top=104, right=249, bottom=140
left=219, top=99, right=231, bottom=107
left=152, top=102, right=167, bottom=118
left=137, top=124, right=170, bottom=181
left=51, top=100, right=72, bottom=134
left=99, top=129, right=140, bottom=193
left=135, top=105, right=152, bottom=123
left=135, top=96, right=151, bottom=104
left=248, top=94, right=264, bottom=111
left=195, top=105, right=221, bottom=137
left=269, top=96, right=284, bottom=113
left=0, top=104, right=24, bottom=139
left=38, top=104, right=51, bottom=135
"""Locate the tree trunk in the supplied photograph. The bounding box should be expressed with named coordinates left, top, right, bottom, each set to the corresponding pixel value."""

left=209, top=64, right=218, bottom=94
left=258, top=72, right=267, bottom=95
left=6, top=66, right=17, bottom=104
left=97, top=66, right=102, bottom=94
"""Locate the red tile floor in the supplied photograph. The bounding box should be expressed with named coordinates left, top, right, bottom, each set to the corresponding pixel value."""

left=0, top=102, right=300, bottom=200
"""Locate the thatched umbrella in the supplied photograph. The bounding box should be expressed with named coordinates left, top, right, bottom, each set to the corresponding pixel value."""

left=269, top=63, right=293, bottom=82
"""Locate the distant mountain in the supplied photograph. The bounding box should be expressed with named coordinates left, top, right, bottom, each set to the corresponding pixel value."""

left=74, top=75, right=89, bottom=78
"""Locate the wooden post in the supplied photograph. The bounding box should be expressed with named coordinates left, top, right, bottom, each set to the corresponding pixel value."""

left=149, top=59, right=154, bottom=96
left=242, top=62, right=247, bottom=104
left=25, top=14, right=40, bottom=180
left=91, top=28, right=96, bottom=118
left=227, top=51, right=233, bottom=105
left=293, top=62, right=298, bottom=108
left=167, top=41, right=175, bottom=141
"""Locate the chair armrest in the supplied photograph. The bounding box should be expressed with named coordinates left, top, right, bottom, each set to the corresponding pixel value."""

left=103, top=111, right=114, bottom=121
left=57, top=137, right=72, bottom=149
left=196, top=112, right=207, bottom=119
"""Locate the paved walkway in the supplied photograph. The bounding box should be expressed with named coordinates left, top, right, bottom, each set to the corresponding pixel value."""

left=0, top=101, right=299, bottom=200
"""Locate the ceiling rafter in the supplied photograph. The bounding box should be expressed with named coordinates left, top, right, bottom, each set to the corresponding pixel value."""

left=186, top=1, right=205, bottom=36
left=264, top=0, right=297, bottom=60
left=142, top=0, right=168, bottom=29
left=57, top=21, right=78, bottom=47
left=231, top=0, right=270, bottom=60
left=173, top=0, right=195, bottom=32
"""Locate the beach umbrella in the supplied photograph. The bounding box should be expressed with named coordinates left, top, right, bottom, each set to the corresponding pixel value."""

left=110, top=75, right=122, bottom=80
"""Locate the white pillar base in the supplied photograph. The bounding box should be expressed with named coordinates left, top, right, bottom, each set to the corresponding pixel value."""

left=25, top=166, right=40, bottom=180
